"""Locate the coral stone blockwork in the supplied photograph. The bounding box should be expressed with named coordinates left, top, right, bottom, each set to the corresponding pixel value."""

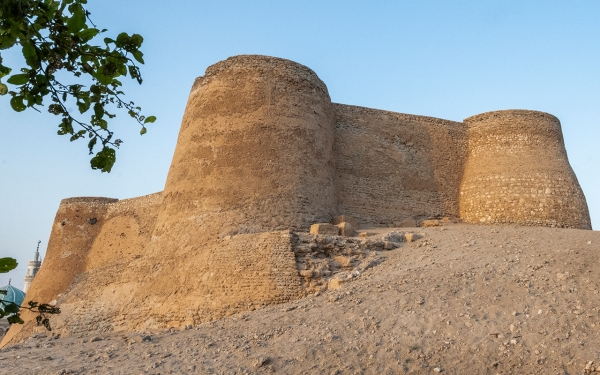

left=459, top=110, right=591, bottom=229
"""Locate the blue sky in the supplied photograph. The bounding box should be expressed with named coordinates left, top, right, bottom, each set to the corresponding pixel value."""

left=1, top=1, right=599, bottom=289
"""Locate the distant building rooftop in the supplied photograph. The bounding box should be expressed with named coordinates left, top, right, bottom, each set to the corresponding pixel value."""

left=0, top=282, right=25, bottom=308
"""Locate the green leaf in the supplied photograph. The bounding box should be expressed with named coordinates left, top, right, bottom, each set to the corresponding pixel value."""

left=144, top=116, right=156, bottom=124
left=79, top=28, right=99, bottom=41
left=99, top=119, right=108, bottom=130
left=131, top=34, right=144, bottom=47
left=87, top=136, right=97, bottom=154
left=93, top=103, right=104, bottom=119
left=0, top=258, right=17, bottom=273
left=7, top=74, right=30, bottom=85
left=57, top=117, right=74, bottom=135
left=140, top=127, right=146, bottom=135
left=90, top=146, right=116, bottom=173
left=7, top=314, right=24, bottom=325
left=118, top=63, right=127, bottom=76
left=35, top=74, right=48, bottom=85
left=115, top=32, right=131, bottom=48
left=93, top=71, right=113, bottom=85
left=4, top=302, right=19, bottom=314
left=128, top=65, right=142, bottom=84
left=22, top=43, right=39, bottom=68
left=0, top=64, right=12, bottom=78
left=10, top=96, right=26, bottom=112
left=67, top=5, right=86, bottom=32
left=0, top=83, right=7, bottom=95
left=77, top=99, right=90, bottom=113
left=132, top=50, right=144, bottom=64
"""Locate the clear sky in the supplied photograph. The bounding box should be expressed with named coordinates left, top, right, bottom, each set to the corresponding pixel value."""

left=1, top=1, right=599, bottom=289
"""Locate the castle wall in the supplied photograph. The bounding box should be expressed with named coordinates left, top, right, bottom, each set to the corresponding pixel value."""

left=45, top=231, right=302, bottom=334
left=84, top=192, right=163, bottom=272
left=333, top=104, right=468, bottom=225
left=20, top=197, right=117, bottom=304
left=2, top=197, right=117, bottom=346
left=459, top=110, right=591, bottom=229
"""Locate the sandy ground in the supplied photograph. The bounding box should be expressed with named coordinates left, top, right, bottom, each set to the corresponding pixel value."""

left=1, top=224, right=599, bottom=375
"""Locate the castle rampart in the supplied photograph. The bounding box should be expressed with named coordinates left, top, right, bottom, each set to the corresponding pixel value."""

left=333, top=104, right=468, bottom=225
left=2, top=55, right=591, bottom=346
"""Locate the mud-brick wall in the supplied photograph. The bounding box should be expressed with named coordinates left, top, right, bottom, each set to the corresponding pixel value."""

left=84, top=192, right=163, bottom=272
left=48, top=231, right=302, bottom=335
left=459, top=110, right=591, bottom=229
left=2, top=197, right=117, bottom=347
left=333, top=104, right=468, bottom=225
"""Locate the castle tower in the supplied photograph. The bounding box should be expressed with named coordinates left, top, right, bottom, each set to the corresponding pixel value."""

left=459, top=110, right=591, bottom=229
left=22, top=241, right=42, bottom=293
left=152, top=55, right=337, bottom=244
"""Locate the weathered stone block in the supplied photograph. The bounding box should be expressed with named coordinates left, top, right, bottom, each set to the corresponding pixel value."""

left=358, top=232, right=376, bottom=237
left=310, top=223, right=339, bottom=236
left=383, top=231, right=404, bottom=242
left=336, top=222, right=355, bottom=237
left=394, top=219, right=417, bottom=228
left=421, top=219, right=440, bottom=227
left=332, top=215, right=359, bottom=230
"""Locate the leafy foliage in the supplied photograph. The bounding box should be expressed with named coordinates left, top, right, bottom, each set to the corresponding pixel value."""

left=0, top=257, right=18, bottom=273
left=0, top=257, right=60, bottom=330
left=0, top=0, right=155, bottom=172
left=0, top=295, right=61, bottom=331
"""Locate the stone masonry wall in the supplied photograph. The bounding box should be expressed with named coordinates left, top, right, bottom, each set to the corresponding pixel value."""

left=48, top=231, right=302, bottom=335
left=333, top=104, right=468, bottom=225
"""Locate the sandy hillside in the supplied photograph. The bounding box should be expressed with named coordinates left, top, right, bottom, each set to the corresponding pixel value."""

left=1, top=224, right=599, bottom=375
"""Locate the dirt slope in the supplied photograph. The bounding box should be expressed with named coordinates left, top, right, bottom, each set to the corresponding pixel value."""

left=1, top=224, right=599, bottom=375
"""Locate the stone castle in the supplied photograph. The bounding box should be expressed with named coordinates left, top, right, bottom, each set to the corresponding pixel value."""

left=2, top=55, right=591, bottom=345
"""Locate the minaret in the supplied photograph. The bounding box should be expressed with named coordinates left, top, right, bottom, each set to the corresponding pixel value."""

left=23, top=241, right=42, bottom=293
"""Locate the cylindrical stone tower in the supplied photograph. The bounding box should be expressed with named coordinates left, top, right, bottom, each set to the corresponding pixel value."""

left=459, top=110, right=591, bottom=229
left=153, top=55, right=337, bottom=243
